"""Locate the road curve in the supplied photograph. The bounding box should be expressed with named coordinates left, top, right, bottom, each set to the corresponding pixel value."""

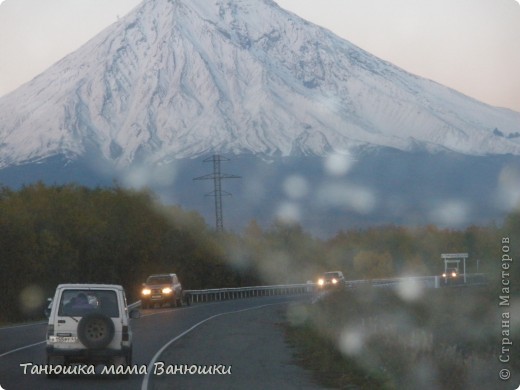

left=147, top=300, right=319, bottom=390
left=0, top=295, right=314, bottom=390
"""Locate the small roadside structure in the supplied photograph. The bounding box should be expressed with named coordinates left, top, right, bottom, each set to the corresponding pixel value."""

left=441, top=253, right=468, bottom=284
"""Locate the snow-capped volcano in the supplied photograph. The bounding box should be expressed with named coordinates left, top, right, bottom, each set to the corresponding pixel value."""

left=0, top=0, right=519, bottom=169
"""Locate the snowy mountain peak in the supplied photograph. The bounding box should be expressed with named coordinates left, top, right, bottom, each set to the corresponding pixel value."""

left=0, top=0, right=519, bottom=168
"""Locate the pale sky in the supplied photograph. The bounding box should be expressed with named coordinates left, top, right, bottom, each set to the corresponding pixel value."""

left=0, top=0, right=519, bottom=112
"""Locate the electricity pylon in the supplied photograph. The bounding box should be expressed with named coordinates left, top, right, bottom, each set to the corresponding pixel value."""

left=193, top=155, right=240, bottom=232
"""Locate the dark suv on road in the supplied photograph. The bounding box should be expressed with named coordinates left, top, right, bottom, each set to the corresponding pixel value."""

left=141, top=274, right=182, bottom=309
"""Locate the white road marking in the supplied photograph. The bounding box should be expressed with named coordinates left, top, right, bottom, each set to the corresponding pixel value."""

left=141, top=302, right=286, bottom=390
left=0, top=321, right=46, bottom=330
left=0, top=340, right=46, bottom=358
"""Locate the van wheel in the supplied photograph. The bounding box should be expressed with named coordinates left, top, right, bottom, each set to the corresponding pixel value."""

left=77, top=312, right=115, bottom=349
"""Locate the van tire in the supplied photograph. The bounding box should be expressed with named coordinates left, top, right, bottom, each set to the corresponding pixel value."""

left=77, top=312, right=115, bottom=349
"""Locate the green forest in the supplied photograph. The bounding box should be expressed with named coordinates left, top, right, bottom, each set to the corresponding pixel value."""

left=0, top=183, right=518, bottom=323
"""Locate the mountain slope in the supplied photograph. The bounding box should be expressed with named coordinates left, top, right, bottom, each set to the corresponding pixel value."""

left=0, top=0, right=519, bottom=170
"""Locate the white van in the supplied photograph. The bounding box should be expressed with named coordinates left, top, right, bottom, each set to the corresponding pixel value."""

left=45, top=284, right=139, bottom=376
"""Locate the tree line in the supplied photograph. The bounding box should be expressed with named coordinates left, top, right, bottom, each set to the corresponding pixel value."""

left=0, top=183, right=258, bottom=322
left=0, top=183, right=517, bottom=323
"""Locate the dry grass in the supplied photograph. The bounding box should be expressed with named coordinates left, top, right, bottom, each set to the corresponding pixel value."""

left=285, top=286, right=515, bottom=389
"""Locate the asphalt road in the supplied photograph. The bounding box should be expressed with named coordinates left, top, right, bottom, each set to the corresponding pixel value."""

left=150, top=301, right=319, bottom=390
left=0, top=294, right=314, bottom=390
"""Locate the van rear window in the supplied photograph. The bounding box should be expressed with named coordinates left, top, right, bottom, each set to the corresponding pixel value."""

left=58, top=289, right=119, bottom=318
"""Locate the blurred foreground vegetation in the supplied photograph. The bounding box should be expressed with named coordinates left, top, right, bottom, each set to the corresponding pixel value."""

left=285, top=286, right=519, bottom=389
left=0, top=183, right=518, bottom=324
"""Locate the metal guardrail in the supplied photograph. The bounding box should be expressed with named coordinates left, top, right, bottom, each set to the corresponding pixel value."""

left=344, top=274, right=487, bottom=289
left=361, top=276, right=437, bottom=289
left=130, top=283, right=314, bottom=308
left=183, top=283, right=314, bottom=304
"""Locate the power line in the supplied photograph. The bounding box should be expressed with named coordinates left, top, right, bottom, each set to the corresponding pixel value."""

left=193, top=155, right=240, bottom=232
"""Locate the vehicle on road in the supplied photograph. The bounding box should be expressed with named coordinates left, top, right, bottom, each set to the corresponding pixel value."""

left=317, top=271, right=346, bottom=289
left=141, top=273, right=183, bottom=309
left=45, top=283, right=139, bottom=377
left=442, top=267, right=460, bottom=284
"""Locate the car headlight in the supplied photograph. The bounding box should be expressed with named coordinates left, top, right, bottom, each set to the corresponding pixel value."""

left=162, top=287, right=173, bottom=294
left=332, top=278, right=338, bottom=284
left=142, top=288, right=151, bottom=296
left=318, top=278, right=324, bottom=286
left=442, top=273, right=446, bottom=278
left=451, top=272, right=457, bottom=277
